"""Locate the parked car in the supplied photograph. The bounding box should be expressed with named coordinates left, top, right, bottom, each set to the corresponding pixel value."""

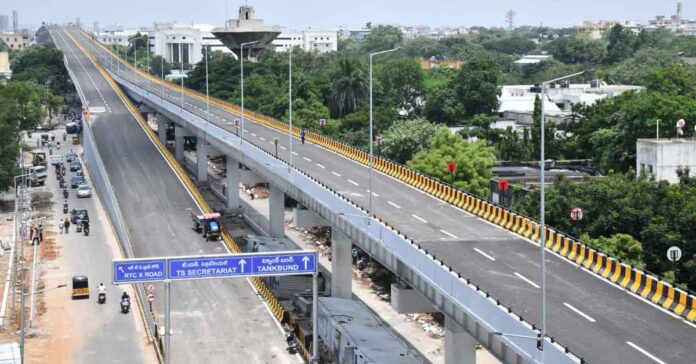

left=76, top=184, right=92, bottom=198
left=71, top=175, right=85, bottom=188
left=69, top=161, right=81, bottom=172
left=70, top=208, right=89, bottom=224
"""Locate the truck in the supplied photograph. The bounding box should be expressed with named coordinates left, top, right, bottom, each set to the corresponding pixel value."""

left=31, top=152, right=47, bottom=167
left=30, top=166, right=47, bottom=186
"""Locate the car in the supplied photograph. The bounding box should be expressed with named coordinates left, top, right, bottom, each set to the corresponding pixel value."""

left=66, top=151, right=77, bottom=163
left=69, top=161, right=81, bottom=172
left=51, top=155, right=64, bottom=166
left=70, top=208, right=89, bottom=224
left=76, top=184, right=92, bottom=198
left=70, top=175, right=85, bottom=188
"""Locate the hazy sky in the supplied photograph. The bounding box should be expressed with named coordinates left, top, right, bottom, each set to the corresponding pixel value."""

left=3, top=0, right=695, bottom=30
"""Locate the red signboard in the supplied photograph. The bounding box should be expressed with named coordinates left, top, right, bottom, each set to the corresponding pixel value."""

left=446, top=162, right=457, bottom=173
left=570, top=207, right=584, bottom=221
left=497, top=178, right=510, bottom=191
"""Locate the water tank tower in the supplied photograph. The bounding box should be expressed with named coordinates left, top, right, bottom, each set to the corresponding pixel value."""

left=212, top=6, right=280, bottom=61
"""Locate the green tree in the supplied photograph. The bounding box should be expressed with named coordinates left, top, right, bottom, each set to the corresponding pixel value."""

left=329, top=58, right=367, bottom=118
left=605, top=24, right=636, bottom=64
left=365, top=25, right=403, bottom=52
left=588, top=233, right=644, bottom=268
left=423, top=68, right=461, bottom=124
left=481, top=35, right=537, bottom=55
left=407, top=129, right=497, bottom=196
left=456, top=55, right=500, bottom=117
left=0, top=96, right=20, bottom=191
left=380, top=118, right=440, bottom=163
left=601, top=47, right=679, bottom=85
left=10, top=45, right=70, bottom=94
left=379, top=58, right=425, bottom=116
left=497, top=127, right=532, bottom=161
left=547, top=36, right=606, bottom=64
left=148, top=55, right=171, bottom=77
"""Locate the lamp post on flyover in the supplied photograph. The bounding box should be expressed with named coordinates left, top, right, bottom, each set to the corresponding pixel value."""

left=204, top=45, right=210, bottom=122
left=288, top=48, right=293, bottom=172
left=537, top=70, right=587, bottom=360
left=239, top=41, right=259, bottom=155
left=368, top=47, right=399, bottom=224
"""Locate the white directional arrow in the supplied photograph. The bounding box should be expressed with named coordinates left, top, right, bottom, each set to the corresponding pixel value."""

left=302, top=256, right=310, bottom=270
left=118, top=266, right=125, bottom=274
left=238, top=259, right=246, bottom=273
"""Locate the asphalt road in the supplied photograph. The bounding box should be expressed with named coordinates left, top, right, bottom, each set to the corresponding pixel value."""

left=72, top=28, right=696, bottom=363
left=51, top=27, right=296, bottom=364
left=30, top=130, right=153, bottom=363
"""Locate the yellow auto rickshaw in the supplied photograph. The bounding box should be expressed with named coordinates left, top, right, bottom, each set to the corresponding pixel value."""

left=71, top=275, right=89, bottom=299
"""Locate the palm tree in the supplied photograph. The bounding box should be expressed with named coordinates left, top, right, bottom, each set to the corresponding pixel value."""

left=329, top=58, right=367, bottom=118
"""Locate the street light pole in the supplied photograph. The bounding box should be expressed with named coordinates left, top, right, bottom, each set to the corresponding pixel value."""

left=205, top=45, right=210, bottom=123
left=240, top=41, right=259, bottom=155
left=368, top=48, right=399, bottom=223
left=538, top=70, right=586, bottom=361
left=288, top=48, right=293, bottom=172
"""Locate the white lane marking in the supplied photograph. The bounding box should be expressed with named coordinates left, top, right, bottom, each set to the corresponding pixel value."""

left=563, top=302, right=596, bottom=323
left=292, top=152, right=299, bottom=156
left=368, top=190, right=379, bottom=197
left=303, top=157, right=312, bottom=162
left=348, top=179, right=359, bottom=186
left=626, top=342, right=666, bottom=364
left=473, top=248, right=496, bottom=261
left=316, top=163, right=326, bottom=169
left=412, top=214, right=427, bottom=223
left=332, top=171, right=341, bottom=177
left=259, top=137, right=266, bottom=141
left=279, top=146, right=287, bottom=150
left=440, top=229, right=458, bottom=239
left=244, top=129, right=249, bottom=133
left=251, top=133, right=257, bottom=137
left=387, top=201, right=402, bottom=209
left=514, top=272, right=540, bottom=289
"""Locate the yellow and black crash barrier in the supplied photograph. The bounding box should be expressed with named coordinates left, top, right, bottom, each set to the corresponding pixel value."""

left=72, top=30, right=295, bottom=356
left=86, top=30, right=696, bottom=323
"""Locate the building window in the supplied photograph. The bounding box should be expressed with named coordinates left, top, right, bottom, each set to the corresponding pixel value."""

left=640, top=163, right=645, bottom=172
left=648, top=165, right=653, bottom=173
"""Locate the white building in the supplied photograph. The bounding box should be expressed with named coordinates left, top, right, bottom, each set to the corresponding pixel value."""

left=514, top=55, right=552, bottom=65
left=151, top=23, right=231, bottom=66
left=96, top=29, right=138, bottom=47
left=636, top=139, right=696, bottom=183
left=273, top=28, right=337, bottom=53
left=498, top=81, right=643, bottom=125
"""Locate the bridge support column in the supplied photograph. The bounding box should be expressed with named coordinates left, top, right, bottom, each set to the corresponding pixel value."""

left=331, top=227, right=352, bottom=299
left=268, top=184, right=285, bottom=238
left=174, top=124, right=186, bottom=164
left=157, top=114, right=168, bottom=146
left=225, top=156, right=241, bottom=213
left=196, top=138, right=209, bottom=183
left=445, top=317, right=476, bottom=364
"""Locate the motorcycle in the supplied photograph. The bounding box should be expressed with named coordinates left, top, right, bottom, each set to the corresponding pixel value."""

left=285, top=331, right=298, bottom=354
left=63, top=202, right=69, bottom=214
left=63, top=189, right=69, bottom=198
left=83, top=224, right=89, bottom=236
left=98, top=292, right=106, bottom=304
left=120, top=297, right=131, bottom=314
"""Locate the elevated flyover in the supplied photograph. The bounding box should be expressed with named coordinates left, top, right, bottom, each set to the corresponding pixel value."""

left=72, top=26, right=696, bottom=364
left=49, top=26, right=294, bottom=363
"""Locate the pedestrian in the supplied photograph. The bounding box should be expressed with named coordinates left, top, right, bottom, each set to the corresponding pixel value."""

left=300, top=129, right=306, bottom=145
left=36, top=138, right=40, bottom=148
left=38, top=223, right=44, bottom=242
left=59, top=221, right=63, bottom=234
left=64, top=218, right=70, bottom=234
left=29, top=223, right=34, bottom=240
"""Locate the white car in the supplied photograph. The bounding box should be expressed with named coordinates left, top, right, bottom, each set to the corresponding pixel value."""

left=76, top=184, right=92, bottom=198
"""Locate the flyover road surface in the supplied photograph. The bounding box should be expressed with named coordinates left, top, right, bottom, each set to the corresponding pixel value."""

left=51, top=27, right=296, bottom=363
left=73, top=27, right=696, bottom=364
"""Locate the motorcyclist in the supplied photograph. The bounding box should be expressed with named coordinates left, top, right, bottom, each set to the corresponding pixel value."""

left=98, top=283, right=106, bottom=295
left=121, top=291, right=130, bottom=301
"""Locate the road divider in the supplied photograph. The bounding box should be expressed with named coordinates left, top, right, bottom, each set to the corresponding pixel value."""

left=84, top=29, right=696, bottom=324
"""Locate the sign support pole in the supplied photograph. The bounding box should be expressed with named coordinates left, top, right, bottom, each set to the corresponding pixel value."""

left=312, top=272, right=318, bottom=363
left=165, top=280, right=171, bottom=364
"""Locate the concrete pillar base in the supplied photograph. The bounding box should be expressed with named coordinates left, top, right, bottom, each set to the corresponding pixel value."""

left=445, top=317, right=476, bottom=364
left=225, top=156, right=242, bottom=211
left=196, top=138, right=209, bottom=183
left=268, top=184, right=285, bottom=238
left=331, top=227, right=352, bottom=299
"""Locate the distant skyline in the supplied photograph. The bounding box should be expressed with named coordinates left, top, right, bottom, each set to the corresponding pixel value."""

left=2, top=0, right=695, bottom=31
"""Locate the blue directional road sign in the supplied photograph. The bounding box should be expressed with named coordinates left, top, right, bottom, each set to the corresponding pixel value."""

left=113, top=258, right=167, bottom=284
left=168, top=251, right=317, bottom=281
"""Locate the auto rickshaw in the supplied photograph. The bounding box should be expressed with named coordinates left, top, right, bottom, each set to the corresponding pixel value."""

left=71, top=275, right=89, bottom=299
left=72, top=135, right=79, bottom=145
left=192, top=212, right=222, bottom=241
